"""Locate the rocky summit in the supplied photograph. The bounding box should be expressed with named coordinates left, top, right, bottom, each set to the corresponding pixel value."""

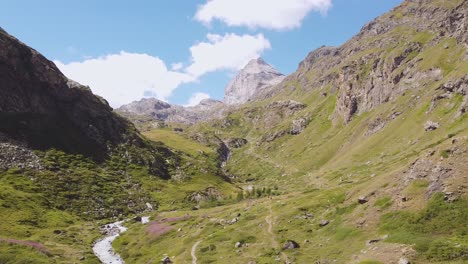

left=224, top=57, right=285, bottom=105
left=117, top=57, right=284, bottom=125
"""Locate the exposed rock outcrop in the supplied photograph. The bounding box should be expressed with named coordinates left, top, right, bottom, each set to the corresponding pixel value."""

left=0, top=28, right=157, bottom=161
left=255, top=0, right=468, bottom=123
left=227, top=138, right=248, bottom=148
left=224, top=58, right=285, bottom=105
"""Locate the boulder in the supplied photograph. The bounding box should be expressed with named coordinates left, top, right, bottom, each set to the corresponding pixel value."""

left=230, top=217, right=239, bottom=224
left=235, top=242, right=242, bottom=248
left=319, top=220, right=330, bottom=227
left=227, top=138, right=248, bottom=148
left=282, top=240, right=300, bottom=250
left=399, top=257, right=410, bottom=264
left=290, top=118, right=309, bottom=135
left=161, top=256, right=173, bottom=264
left=358, top=197, right=369, bottom=204
left=424, top=121, right=440, bottom=131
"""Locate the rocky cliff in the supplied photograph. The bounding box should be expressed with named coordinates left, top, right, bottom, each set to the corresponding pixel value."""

left=224, top=57, right=285, bottom=105
left=257, top=0, right=468, bottom=122
left=0, top=27, right=158, bottom=161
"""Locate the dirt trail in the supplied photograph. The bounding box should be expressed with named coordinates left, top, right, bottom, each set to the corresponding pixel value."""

left=191, top=240, right=202, bottom=264
left=265, top=203, right=290, bottom=263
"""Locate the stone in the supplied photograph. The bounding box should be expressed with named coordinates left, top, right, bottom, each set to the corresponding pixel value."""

left=358, top=197, right=369, bottom=204
left=290, top=118, right=309, bottom=135
left=424, top=121, right=440, bottom=131
left=282, top=240, right=300, bottom=250
left=227, top=138, right=248, bottom=148
left=399, top=257, right=410, bottom=264
left=235, top=242, right=242, bottom=248
left=319, top=220, right=330, bottom=227
left=366, top=239, right=381, bottom=246
left=146, top=203, right=154, bottom=210
left=161, top=256, right=173, bottom=264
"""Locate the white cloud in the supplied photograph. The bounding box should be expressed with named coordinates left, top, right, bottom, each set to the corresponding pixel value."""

left=184, top=92, right=211, bottom=107
left=195, top=0, right=332, bottom=30
left=54, top=52, right=194, bottom=108
left=171, top=62, right=184, bottom=71
left=54, top=33, right=272, bottom=107
left=185, top=33, right=271, bottom=77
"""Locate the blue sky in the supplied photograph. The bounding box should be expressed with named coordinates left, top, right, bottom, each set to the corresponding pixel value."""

left=1, top=0, right=402, bottom=107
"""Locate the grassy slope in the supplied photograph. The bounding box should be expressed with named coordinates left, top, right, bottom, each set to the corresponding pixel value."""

left=115, top=27, right=468, bottom=264
left=0, top=130, right=234, bottom=263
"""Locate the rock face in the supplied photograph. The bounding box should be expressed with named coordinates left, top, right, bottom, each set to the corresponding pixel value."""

left=255, top=0, right=468, bottom=123
left=224, top=58, right=285, bottom=105
left=117, top=98, right=225, bottom=125
left=0, top=28, right=161, bottom=161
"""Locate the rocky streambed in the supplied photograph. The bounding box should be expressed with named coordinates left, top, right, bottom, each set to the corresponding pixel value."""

left=93, top=221, right=127, bottom=264
left=93, top=217, right=151, bottom=264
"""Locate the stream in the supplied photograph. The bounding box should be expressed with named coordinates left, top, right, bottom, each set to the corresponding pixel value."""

left=92, top=221, right=127, bottom=264
left=93, top=216, right=150, bottom=264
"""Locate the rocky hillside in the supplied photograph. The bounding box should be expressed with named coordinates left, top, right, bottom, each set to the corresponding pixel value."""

left=0, top=28, right=234, bottom=263
left=224, top=57, right=285, bottom=105
left=114, top=0, right=468, bottom=263
left=117, top=97, right=225, bottom=126
left=0, top=27, right=155, bottom=161
left=257, top=0, right=467, bottom=122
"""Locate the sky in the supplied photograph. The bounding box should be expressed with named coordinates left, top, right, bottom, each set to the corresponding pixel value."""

left=1, top=0, right=403, bottom=108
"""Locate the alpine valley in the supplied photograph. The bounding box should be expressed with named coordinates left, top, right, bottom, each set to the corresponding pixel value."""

left=0, top=0, right=467, bottom=263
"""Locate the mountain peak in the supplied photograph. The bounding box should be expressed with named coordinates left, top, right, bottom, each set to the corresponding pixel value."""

left=224, top=58, right=285, bottom=105
left=242, top=57, right=282, bottom=75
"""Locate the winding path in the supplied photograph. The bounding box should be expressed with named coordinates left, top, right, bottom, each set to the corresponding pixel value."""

left=265, top=203, right=290, bottom=264
left=191, top=240, right=202, bottom=264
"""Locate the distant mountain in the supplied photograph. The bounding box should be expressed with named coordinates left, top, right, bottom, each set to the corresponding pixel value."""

left=117, top=97, right=226, bottom=126
left=224, top=57, right=285, bottom=105
left=117, top=57, right=285, bottom=125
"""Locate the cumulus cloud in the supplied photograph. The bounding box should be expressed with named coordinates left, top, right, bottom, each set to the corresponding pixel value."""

left=54, top=33, right=271, bottom=107
left=184, top=92, right=211, bottom=107
left=185, top=33, right=271, bottom=77
left=195, top=0, right=332, bottom=30
left=171, top=62, right=184, bottom=71
left=54, top=52, right=194, bottom=107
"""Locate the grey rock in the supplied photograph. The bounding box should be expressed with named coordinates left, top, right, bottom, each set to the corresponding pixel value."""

left=290, top=118, right=309, bottom=135
left=227, top=138, right=248, bottom=148
left=319, top=220, right=330, bottom=227
left=358, top=197, right=369, bottom=204
left=161, top=256, right=173, bottom=264
left=424, top=121, right=440, bottom=131
left=399, top=257, right=410, bottom=264
left=282, top=240, right=300, bottom=250
left=224, top=58, right=285, bottom=105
